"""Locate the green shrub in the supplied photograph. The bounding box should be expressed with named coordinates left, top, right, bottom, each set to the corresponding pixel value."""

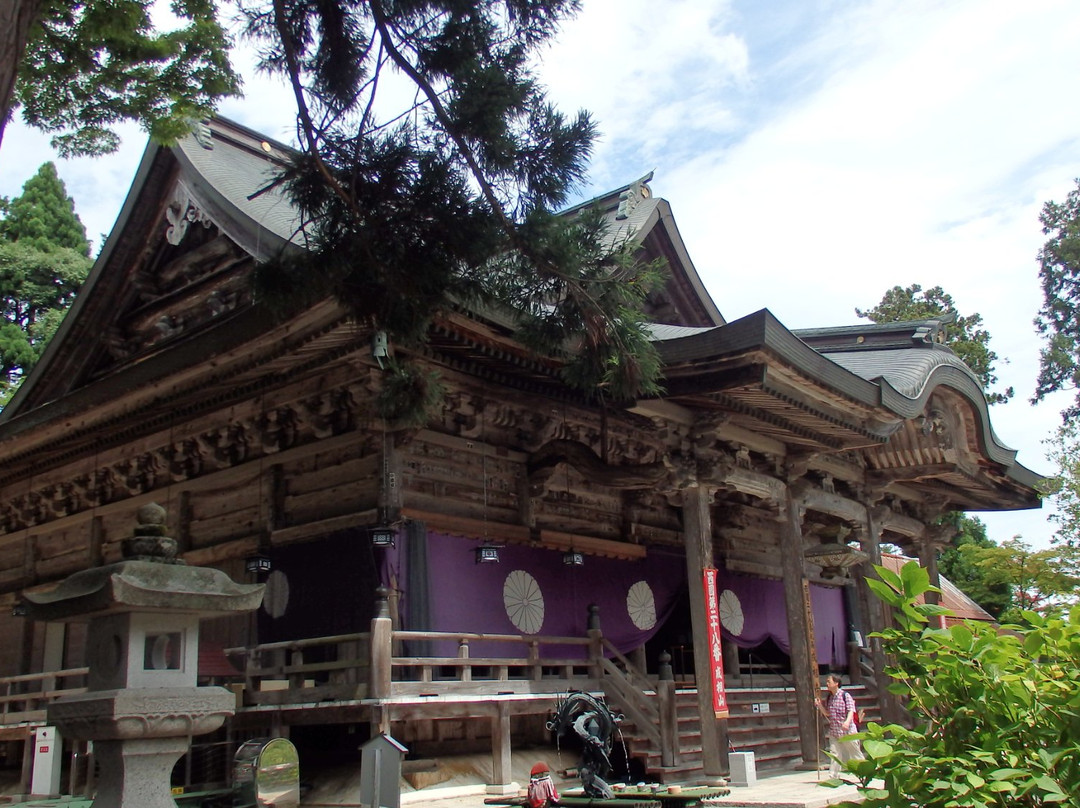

left=830, top=561, right=1080, bottom=807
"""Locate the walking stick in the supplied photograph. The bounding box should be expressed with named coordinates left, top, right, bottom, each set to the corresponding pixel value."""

left=814, top=690, right=822, bottom=781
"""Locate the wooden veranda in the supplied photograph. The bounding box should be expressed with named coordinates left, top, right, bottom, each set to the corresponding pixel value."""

left=0, top=590, right=880, bottom=795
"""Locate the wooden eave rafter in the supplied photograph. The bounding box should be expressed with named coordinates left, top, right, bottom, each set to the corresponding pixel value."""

left=421, top=313, right=596, bottom=405
left=660, top=352, right=893, bottom=452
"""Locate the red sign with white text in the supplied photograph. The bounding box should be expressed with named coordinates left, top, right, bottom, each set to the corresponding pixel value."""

left=703, top=568, right=729, bottom=718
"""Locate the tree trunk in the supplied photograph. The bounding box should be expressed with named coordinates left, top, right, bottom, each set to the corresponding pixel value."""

left=0, top=0, right=44, bottom=153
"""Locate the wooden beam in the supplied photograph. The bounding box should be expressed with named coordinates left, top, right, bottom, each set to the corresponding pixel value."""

left=537, top=530, right=646, bottom=560
left=182, top=536, right=258, bottom=566
left=402, top=509, right=531, bottom=544
left=270, top=510, right=378, bottom=546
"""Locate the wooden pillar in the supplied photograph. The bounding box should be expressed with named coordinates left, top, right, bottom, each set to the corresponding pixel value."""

left=721, top=638, right=741, bottom=682
left=587, top=605, right=603, bottom=682
left=862, top=505, right=891, bottom=720
left=657, top=652, right=679, bottom=767
left=918, top=527, right=946, bottom=608
left=682, top=485, right=728, bottom=779
left=778, top=490, right=820, bottom=768
left=88, top=516, right=105, bottom=568
left=18, top=729, right=33, bottom=796
left=488, top=704, right=515, bottom=795
left=369, top=587, right=393, bottom=700
left=42, top=622, right=65, bottom=691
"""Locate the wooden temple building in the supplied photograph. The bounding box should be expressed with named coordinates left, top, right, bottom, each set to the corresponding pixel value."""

left=0, top=117, right=1040, bottom=793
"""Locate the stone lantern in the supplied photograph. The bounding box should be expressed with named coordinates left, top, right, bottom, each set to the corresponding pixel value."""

left=24, top=503, right=264, bottom=808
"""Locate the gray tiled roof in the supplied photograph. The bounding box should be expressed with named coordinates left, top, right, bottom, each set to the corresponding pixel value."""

left=645, top=322, right=719, bottom=341
left=175, top=125, right=303, bottom=259
left=822, top=346, right=980, bottom=401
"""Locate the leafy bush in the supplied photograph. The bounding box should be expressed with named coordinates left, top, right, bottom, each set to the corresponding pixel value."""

left=831, top=561, right=1080, bottom=807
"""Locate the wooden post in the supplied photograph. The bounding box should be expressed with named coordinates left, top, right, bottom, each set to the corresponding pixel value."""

left=528, top=641, right=541, bottom=681
left=88, top=516, right=104, bottom=568
left=721, top=637, right=741, bottom=682
left=370, top=587, right=393, bottom=700
left=919, top=531, right=942, bottom=607
left=586, top=604, right=603, bottom=682
left=288, top=646, right=304, bottom=689
left=458, top=638, right=471, bottom=682
left=657, top=651, right=679, bottom=767
left=778, top=489, right=820, bottom=767
left=18, top=730, right=33, bottom=795
left=862, top=505, right=891, bottom=721
left=682, top=484, right=728, bottom=779
left=489, top=704, right=514, bottom=795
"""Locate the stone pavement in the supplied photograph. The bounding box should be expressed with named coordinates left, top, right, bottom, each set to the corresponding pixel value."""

left=397, top=769, right=866, bottom=808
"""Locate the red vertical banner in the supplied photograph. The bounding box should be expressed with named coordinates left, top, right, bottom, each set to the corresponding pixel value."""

left=703, top=567, right=729, bottom=719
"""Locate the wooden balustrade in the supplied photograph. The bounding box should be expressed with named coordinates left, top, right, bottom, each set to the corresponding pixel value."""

left=0, top=667, right=89, bottom=725
left=598, top=637, right=662, bottom=749
left=224, top=627, right=598, bottom=705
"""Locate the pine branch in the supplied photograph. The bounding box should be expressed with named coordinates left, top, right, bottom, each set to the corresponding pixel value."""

left=271, top=0, right=361, bottom=220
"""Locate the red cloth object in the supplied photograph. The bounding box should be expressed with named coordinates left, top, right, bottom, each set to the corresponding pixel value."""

left=528, top=774, right=559, bottom=808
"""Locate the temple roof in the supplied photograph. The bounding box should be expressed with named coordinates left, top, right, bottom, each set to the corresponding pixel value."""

left=0, top=117, right=1040, bottom=511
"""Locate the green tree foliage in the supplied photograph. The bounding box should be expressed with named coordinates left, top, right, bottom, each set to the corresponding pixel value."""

left=1, top=162, right=90, bottom=253
left=0, top=163, right=92, bottom=405
left=1035, top=179, right=1080, bottom=419
left=856, top=283, right=1013, bottom=404
left=1040, top=421, right=1080, bottom=551
left=245, top=0, right=664, bottom=404
left=936, top=515, right=1013, bottom=619
left=833, top=561, right=1080, bottom=807
left=1, top=0, right=239, bottom=156
left=963, top=538, right=1080, bottom=624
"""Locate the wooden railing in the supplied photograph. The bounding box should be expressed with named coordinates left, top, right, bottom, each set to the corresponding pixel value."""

left=847, top=642, right=876, bottom=691
left=0, top=667, right=89, bottom=725
left=390, top=630, right=594, bottom=684
left=225, top=630, right=372, bottom=705
left=224, top=624, right=599, bottom=705
left=598, top=638, right=662, bottom=750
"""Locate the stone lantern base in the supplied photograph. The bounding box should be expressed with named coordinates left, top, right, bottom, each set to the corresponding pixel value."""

left=48, top=687, right=236, bottom=808
left=93, top=736, right=192, bottom=808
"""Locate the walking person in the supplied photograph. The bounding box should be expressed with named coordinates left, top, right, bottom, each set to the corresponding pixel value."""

left=815, top=673, right=865, bottom=778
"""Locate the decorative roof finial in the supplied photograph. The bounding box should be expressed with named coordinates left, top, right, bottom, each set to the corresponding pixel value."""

left=121, top=502, right=181, bottom=563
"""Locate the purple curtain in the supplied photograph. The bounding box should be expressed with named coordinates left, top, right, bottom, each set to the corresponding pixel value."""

left=382, top=531, right=685, bottom=658
left=714, top=571, right=847, bottom=668
left=378, top=531, right=848, bottom=667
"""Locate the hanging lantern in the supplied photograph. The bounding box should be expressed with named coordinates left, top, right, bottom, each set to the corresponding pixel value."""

left=475, top=543, right=501, bottom=564
left=245, top=555, right=272, bottom=574
left=370, top=526, right=397, bottom=548
left=562, top=550, right=584, bottom=567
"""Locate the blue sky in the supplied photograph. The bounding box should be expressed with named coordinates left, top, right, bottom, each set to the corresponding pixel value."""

left=3, top=0, right=1080, bottom=549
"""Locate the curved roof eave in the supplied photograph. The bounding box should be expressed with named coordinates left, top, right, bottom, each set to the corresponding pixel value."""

left=648, top=309, right=1041, bottom=487
left=822, top=346, right=1031, bottom=475
left=171, top=123, right=303, bottom=262
left=654, top=308, right=886, bottom=409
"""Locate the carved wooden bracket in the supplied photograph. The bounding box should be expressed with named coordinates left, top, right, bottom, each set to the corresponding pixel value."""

left=526, top=439, right=667, bottom=496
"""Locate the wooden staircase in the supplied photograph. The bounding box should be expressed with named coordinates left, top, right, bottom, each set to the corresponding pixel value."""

left=607, top=678, right=881, bottom=783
